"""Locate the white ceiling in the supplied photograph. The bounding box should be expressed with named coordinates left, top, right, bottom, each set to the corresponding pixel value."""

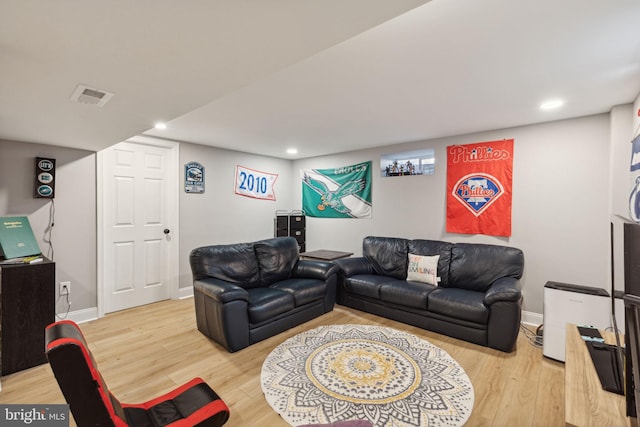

left=2, top=0, right=640, bottom=159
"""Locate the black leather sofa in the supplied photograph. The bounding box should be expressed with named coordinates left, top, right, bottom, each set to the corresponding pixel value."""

left=190, top=237, right=339, bottom=352
left=334, top=236, right=524, bottom=352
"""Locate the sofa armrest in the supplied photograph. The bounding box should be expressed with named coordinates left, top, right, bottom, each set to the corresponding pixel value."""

left=193, top=278, right=249, bottom=304
left=293, top=259, right=339, bottom=280
left=333, top=257, right=376, bottom=276
left=193, top=278, right=250, bottom=352
left=483, top=277, right=522, bottom=305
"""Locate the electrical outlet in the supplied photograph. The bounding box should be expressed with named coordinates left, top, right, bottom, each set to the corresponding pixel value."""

left=60, top=281, right=71, bottom=296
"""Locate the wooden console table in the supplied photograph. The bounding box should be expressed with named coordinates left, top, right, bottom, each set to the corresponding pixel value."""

left=565, top=323, right=634, bottom=426
left=299, top=249, right=352, bottom=261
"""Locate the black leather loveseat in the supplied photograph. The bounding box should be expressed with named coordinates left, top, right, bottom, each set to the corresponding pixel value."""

left=190, top=236, right=339, bottom=352
left=334, top=236, right=524, bottom=352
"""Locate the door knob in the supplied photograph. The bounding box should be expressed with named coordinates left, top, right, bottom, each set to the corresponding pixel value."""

left=164, top=228, right=170, bottom=234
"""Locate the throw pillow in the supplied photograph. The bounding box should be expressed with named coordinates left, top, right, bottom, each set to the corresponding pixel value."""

left=407, top=253, right=440, bottom=285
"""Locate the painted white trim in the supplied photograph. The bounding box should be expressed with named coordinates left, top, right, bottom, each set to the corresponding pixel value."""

left=522, top=310, right=543, bottom=327
left=126, top=135, right=180, bottom=149
left=57, top=307, right=99, bottom=324
left=178, top=286, right=194, bottom=299
left=63, top=292, right=191, bottom=324
left=96, top=150, right=105, bottom=318
left=169, top=143, right=180, bottom=300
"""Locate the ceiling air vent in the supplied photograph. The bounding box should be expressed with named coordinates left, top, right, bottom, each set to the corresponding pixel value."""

left=70, top=84, right=114, bottom=107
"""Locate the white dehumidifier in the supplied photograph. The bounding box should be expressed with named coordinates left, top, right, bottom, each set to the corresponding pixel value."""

left=543, top=281, right=611, bottom=361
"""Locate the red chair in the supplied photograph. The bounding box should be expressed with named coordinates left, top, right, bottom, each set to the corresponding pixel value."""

left=45, top=320, right=230, bottom=427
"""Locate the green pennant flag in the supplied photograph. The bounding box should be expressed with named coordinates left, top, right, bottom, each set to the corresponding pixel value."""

left=301, top=161, right=372, bottom=218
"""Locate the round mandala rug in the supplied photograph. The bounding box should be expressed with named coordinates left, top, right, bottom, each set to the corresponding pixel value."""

left=260, top=324, right=474, bottom=427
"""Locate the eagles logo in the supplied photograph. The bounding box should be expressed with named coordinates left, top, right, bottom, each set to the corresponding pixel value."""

left=302, top=174, right=366, bottom=214
left=452, top=173, right=504, bottom=217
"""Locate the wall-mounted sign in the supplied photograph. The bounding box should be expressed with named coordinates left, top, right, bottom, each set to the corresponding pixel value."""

left=234, top=165, right=278, bottom=200
left=34, top=157, right=56, bottom=198
left=185, top=162, right=205, bottom=193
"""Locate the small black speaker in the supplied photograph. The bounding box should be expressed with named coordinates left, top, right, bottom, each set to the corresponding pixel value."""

left=35, top=157, right=56, bottom=198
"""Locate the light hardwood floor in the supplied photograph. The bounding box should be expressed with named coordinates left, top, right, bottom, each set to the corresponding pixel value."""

left=0, top=298, right=564, bottom=426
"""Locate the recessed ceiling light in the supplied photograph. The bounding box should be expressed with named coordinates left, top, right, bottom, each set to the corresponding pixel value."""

left=540, top=99, right=564, bottom=110
left=286, top=148, right=298, bottom=155
left=154, top=122, right=167, bottom=130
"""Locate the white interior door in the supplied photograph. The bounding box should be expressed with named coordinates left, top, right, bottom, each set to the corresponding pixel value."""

left=98, top=137, right=178, bottom=314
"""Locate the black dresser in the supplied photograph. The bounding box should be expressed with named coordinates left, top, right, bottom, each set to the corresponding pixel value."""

left=0, top=258, right=55, bottom=375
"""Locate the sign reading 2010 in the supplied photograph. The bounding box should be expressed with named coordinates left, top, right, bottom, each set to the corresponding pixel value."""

left=234, top=165, right=278, bottom=201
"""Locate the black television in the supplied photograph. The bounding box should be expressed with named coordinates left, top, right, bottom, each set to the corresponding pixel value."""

left=624, top=221, right=640, bottom=417
left=625, top=293, right=640, bottom=418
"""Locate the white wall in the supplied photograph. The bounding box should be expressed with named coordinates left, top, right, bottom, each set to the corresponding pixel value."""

left=0, top=139, right=97, bottom=316
left=293, top=114, right=614, bottom=315
left=178, top=143, right=295, bottom=288
left=3, top=104, right=637, bottom=320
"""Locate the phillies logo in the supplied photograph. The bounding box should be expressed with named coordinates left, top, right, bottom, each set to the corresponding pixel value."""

left=449, top=145, right=510, bottom=163
left=452, top=173, right=504, bottom=217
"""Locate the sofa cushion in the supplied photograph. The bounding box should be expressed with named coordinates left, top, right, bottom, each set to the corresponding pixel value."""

left=255, top=237, right=299, bottom=286
left=363, top=236, right=408, bottom=280
left=449, top=243, right=524, bottom=292
left=428, top=288, right=489, bottom=324
left=409, top=239, right=453, bottom=287
left=343, top=275, right=394, bottom=299
left=407, top=254, right=440, bottom=285
left=247, top=288, right=295, bottom=324
left=271, top=278, right=327, bottom=307
left=380, top=280, right=435, bottom=309
left=190, top=243, right=260, bottom=287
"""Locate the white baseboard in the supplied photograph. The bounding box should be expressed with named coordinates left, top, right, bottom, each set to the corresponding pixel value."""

left=57, top=289, right=194, bottom=325
left=56, top=306, right=99, bottom=324
left=522, top=310, right=543, bottom=327
left=178, top=285, right=193, bottom=299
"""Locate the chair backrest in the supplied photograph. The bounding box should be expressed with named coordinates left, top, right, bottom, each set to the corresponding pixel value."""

left=45, top=320, right=128, bottom=427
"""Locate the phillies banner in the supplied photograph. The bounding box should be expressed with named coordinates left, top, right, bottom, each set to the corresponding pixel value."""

left=234, top=165, right=278, bottom=200
left=446, top=139, right=514, bottom=236
left=301, top=161, right=372, bottom=218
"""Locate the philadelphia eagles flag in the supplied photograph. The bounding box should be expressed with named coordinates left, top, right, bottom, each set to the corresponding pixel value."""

left=301, top=161, right=372, bottom=218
